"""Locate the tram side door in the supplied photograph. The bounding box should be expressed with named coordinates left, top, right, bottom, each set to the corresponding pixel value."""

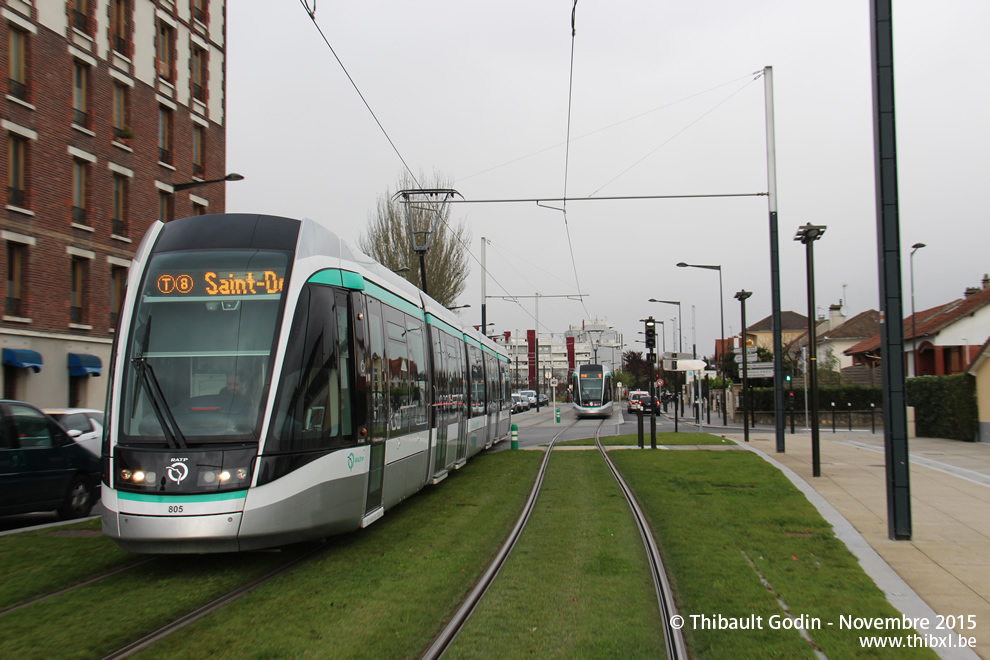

left=431, top=327, right=448, bottom=477
left=364, top=297, right=387, bottom=515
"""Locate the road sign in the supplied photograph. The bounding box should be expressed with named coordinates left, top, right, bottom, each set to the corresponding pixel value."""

left=739, top=362, right=774, bottom=370
left=745, top=369, right=774, bottom=378
left=734, top=353, right=763, bottom=364
left=550, top=377, right=558, bottom=387
left=656, top=378, right=664, bottom=388
left=663, top=352, right=692, bottom=360
left=663, top=358, right=706, bottom=372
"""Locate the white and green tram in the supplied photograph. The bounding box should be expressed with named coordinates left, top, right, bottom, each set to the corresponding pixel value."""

left=101, top=214, right=512, bottom=553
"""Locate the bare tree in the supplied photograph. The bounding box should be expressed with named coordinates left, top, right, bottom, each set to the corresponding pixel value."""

left=358, top=173, right=471, bottom=308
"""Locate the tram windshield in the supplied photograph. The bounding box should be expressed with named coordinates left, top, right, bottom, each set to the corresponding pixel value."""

left=578, top=369, right=604, bottom=403
left=119, top=249, right=289, bottom=445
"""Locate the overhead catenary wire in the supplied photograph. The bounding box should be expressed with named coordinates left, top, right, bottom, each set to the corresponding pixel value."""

left=588, top=71, right=764, bottom=197
left=298, top=0, right=420, bottom=189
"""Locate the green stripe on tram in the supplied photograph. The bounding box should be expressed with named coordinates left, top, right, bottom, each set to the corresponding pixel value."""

left=426, top=313, right=463, bottom=340
left=118, top=491, right=246, bottom=503
left=307, top=269, right=367, bottom=290
left=364, top=280, right=425, bottom=319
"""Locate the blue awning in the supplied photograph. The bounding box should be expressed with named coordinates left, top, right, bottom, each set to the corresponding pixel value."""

left=68, top=353, right=102, bottom=377
left=2, top=348, right=43, bottom=373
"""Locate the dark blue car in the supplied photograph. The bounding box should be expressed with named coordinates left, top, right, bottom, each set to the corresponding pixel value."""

left=0, top=400, right=102, bottom=519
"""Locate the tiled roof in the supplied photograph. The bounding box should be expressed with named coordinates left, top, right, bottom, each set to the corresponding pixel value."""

left=746, top=311, right=809, bottom=333
left=845, top=286, right=990, bottom=356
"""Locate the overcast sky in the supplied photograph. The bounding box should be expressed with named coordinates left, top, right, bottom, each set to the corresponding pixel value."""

left=226, top=0, right=989, bottom=363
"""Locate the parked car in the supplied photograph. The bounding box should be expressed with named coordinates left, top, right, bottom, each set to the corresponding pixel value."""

left=537, top=393, right=549, bottom=407
left=43, top=408, right=104, bottom=458
left=0, top=400, right=102, bottom=519
left=511, top=393, right=529, bottom=412
left=519, top=390, right=538, bottom=408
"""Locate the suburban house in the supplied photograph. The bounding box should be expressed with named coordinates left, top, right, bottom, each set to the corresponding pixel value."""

left=968, top=338, right=990, bottom=443
left=845, top=277, right=990, bottom=379
left=743, top=311, right=809, bottom=352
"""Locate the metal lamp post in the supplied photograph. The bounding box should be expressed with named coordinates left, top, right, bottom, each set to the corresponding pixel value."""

left=795, top=223, right=826, bottom=477
left=172, top=172, right=244, bottom=192
left=650, top=299, right=682, bottom=415
left=678, top=262, right=727, bottom=426
left=734, top=290, right=752, bottom=443
left=909, top=242, right=925, bottom=377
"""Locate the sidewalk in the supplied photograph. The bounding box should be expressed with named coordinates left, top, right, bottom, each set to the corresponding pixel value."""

left=725, top=428, right=989, bottom=659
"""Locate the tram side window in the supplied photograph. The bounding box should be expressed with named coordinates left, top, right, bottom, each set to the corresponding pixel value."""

left=447, top=337, right=465, bottom=415
left=385, top=308, right=411, bottom=435
left=367, top=298, right=387, bottom=439
left=468, top=345, right=484, bottom=418
left=502, top=360, right=511, bottom=411
left=271, top=284, right=352, bottom=452
left=485, top=353, right=498, bottom=414
left=405, top=315, right=428, bottom=431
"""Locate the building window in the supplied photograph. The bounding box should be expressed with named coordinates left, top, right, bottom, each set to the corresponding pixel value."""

left=192, top=0, right=208, bottom=24
left=111, top=265, right=126, bottom=328
left=69, top=0, right=91, bottom=34
left=8, top=136, right=28, bottom=208
left=72, top=160, right=88, bottom=224
left=158, top=106, right=172, bottom=163
left=193, top=202, right=207, bottom=216
left=70, top=257, right=87, bottom=323
left=8, top=27, right=28, bottom=102
left=156, top=21, right=174, bottom=81
left=113, top=84, right=131, bottom=139
left=192, top=125, right=205, bottom=176
left=72, top=61, right=89, bottom=126
left=112, top=175, right=128, bottom=236
left=6, top=242, right=25, bottom=316
left=159, top=191, right=173, bottom=222
left=191, top=46, right=207, bottom=102
left=110, top=0, right=129, bottom=55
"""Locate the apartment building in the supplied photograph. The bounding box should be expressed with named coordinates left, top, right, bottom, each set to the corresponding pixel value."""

left=1, top=0, right=227, bottom=408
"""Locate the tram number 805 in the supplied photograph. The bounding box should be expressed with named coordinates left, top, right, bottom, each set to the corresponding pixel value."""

left=168, top=506, right=184, bottom=514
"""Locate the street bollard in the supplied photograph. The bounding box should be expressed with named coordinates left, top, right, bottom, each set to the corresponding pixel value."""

left=848, top=403, right=853, bottom=431
left=555, top=408, right=561, bottom=424
left=637, top=408, right=644, bottom=448
left=511, top=423, right=518, bottom=450
left=871, top=403, right=876, bottom=434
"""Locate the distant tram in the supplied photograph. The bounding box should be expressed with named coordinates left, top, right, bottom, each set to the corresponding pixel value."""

left=571, top=364, right=614, bottom=418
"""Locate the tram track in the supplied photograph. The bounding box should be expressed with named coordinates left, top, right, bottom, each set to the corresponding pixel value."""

left=101, top=544, right=326, bottom=660
left=423, top=417, right=687, bottom=659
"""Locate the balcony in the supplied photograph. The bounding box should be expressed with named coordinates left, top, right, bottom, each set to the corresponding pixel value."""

left=193, top=162, right=205, bottom=177
left=194, top=7, right=206, bottom=23
left=70, top=306, right=83, bottom=324
left=8, top=78, right=27, bottom=101
left=112, top=217, right=127, bottom=236
left=112, top=34, right=128, bottom=55
left=158, top=147, right=171, bottom=164
left=192, top=83, right=205, bottom=102
left=70, top=9, right=88, bottom=32
left=72, top=206, right=87, bottom=224
left=6, top=296, right=21, bottom=316
left=73, top=108, right=88, bottom=126
left=8, top=187, right=26, bottom=207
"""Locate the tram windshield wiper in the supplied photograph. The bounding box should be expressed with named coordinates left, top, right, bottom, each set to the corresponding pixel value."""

left=132, top=357, right=188, bottom=449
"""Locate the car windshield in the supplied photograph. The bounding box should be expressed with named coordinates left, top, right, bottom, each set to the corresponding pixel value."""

left=119, top=249, right=289, bottom=445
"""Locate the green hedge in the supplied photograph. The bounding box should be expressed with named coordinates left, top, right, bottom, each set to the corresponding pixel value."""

left=906, top=374, right=978, bottom=441
left=746, top=385, right=882, bottom=412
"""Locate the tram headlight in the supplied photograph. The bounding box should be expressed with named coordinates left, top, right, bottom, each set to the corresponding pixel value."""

left=133, top=470, right=146, bottom=483
left=201, top=470, right=217, bottom=484
left=120, top=469, right=132, bottom=481
left=219, top=470, right=231, bottom=483
left=236, top=468, right=248, bottom=481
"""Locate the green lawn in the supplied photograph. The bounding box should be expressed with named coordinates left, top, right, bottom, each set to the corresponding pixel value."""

left=446, top=452, right=667, bottom=658
left=611, top=450, right=935, bottom=659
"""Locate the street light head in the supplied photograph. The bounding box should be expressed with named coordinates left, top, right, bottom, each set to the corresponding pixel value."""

left=224, top=173, right=245, bottom=182
left=794, top=223, right=827, bottom=244
left=912, top=242, right=926, bottom=250
left=676, top=262, right=689, bottom=268
left=734, top=290, right=753, bottom=301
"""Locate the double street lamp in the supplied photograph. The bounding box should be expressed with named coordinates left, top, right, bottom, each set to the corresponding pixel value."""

left=648, top=299, right=681, bottom=352
left=172, top=172, right=244, bottom=192
left=678, top=262, right=727, bottom=426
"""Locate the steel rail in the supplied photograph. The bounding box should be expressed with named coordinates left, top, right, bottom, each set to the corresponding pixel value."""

left=421, top=418, right=590, bottom=659
left=595, top=430, right=688, bottom=659
left=102, top=545, right=324, bottom=660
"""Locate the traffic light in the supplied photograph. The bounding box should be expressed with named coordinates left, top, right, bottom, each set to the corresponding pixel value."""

left=644, top=318, right=656, bottom=350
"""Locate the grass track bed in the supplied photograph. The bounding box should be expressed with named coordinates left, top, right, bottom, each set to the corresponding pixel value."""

left=446, top=451, right=667, bottom=659
left=611, top=450, right=936, bottom=658
left=132, top=450, right=543, bottom=658
left=558, top=432, right=734, bottom=446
